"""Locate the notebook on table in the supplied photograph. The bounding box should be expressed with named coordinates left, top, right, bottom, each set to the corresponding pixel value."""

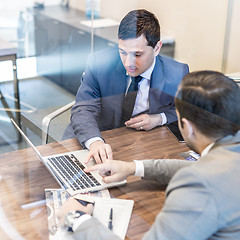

left=11, top=118, right=127, bottom=196
left=45, top=189, right=134, bottom=240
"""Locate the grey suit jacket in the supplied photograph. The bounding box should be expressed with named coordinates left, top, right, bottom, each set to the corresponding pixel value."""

left=63, top=47, right=189, bottom=146
left=70, top=131, right=240, bottom=240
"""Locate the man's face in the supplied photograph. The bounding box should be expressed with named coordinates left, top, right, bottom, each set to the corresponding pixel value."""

left=118, top=34, right=161, bottom=77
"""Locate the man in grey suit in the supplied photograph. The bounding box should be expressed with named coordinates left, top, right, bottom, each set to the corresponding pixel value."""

left=63, top=9, right=189, bottom=163
left=58, top=71, right=240, bottom=239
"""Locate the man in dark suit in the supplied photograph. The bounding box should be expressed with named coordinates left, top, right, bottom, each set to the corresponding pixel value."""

left=63, top=9, right=189, bottom=163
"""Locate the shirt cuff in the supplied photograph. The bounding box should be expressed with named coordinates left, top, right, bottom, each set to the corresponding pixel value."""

left=160, top=113, right=167, bottom=125
left=84, top=137, right=104, bottom=149
left=134, top=160, right=144, bottom=177
left=72, top=214, right=92, bottom=232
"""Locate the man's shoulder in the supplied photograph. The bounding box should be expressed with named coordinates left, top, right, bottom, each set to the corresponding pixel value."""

left=157, top=54, right=188, bottom=68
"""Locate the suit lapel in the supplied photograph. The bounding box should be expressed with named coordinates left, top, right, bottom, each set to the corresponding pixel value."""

left=149, top=56, right=166, bottom=113
left=112, top=59, right=127, bottom=94
left=110, top=58, right=128, bottom=126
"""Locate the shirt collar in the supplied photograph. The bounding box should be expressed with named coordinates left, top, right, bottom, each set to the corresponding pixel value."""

left=201, top=142, right=215, bottom=157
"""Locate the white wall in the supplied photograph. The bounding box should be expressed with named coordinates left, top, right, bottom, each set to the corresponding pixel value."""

left=70, top=0, right=239, bottom=73
left=225, top=0, right=240, bottom=73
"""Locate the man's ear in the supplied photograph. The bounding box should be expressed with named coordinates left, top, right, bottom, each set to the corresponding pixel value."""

left=181, top=118, right=195, bottom=138
left=154, top=41, right=162, bottom=56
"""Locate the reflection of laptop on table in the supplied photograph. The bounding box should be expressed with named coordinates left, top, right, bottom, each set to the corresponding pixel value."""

left=11, top=118, right=126, bottom=196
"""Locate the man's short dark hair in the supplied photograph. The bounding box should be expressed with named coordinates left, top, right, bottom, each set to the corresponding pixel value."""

left=175, top=71, right=240, bottom=138
left=118, top=9, right=160, bottom=48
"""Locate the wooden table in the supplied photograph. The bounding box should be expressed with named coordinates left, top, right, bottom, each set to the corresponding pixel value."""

left=0, top=126, right=189, bottom=240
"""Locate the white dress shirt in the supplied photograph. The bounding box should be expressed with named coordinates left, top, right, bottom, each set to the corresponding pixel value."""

left=130, top=57, right=166, bottom=123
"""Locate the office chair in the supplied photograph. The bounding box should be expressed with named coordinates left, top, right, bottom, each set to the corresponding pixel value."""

left=41, top=72, right=85, bottom=144
left=41, top=100, right=75, bottom=144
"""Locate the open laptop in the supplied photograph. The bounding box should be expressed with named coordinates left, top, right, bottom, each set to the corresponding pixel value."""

left=11, top=118, right=126, bottom=196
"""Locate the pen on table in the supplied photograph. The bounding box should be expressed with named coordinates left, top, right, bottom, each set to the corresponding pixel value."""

left=108, top=208, right=113, bottom=230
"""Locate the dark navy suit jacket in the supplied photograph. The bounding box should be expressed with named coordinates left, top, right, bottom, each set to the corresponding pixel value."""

left=63, top=47, right=189, bottom=146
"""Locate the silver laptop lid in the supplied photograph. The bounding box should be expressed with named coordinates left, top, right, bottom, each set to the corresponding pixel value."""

left=11, top=118, right=44, bottom=162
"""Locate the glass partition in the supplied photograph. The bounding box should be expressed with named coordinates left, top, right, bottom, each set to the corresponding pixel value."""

left=0, top=1, right=240, bottom=240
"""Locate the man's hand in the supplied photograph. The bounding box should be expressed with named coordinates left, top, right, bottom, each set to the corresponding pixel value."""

left=125, top=114, right=162, bottom=131
left=57, top=197, right=94, bottom=226
left=85, top=160, right=136, bottom=183
left=85, top=141, right=113, bottom=164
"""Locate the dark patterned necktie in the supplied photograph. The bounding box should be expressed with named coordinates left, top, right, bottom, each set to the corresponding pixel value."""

left=120, top=75, right=143, bottom=126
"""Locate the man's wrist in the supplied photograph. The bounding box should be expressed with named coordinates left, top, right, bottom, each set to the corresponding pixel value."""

left=160, top=113, right=167, bottom=125
left=72, top=214, right=92, bottom=232
left=134, top=160, right=144, bottom=177
left=64, top=210, right=91, bottom=232
left=149, top=113, right=166, bottom=128
left=84, top=137, right=104, bottom=149
left=64, top=210, right=85, bottom=232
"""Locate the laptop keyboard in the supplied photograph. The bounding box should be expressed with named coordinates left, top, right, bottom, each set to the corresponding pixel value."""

left=48, top=154, right=101, bottom=191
